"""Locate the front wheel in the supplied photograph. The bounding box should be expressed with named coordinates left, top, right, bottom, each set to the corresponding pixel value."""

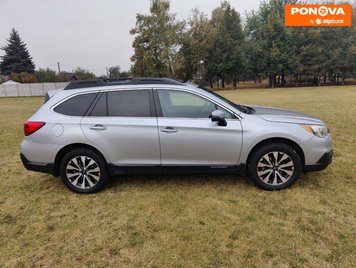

left=60, top=148, right=109, bottom=194
left=248, top=143, right=302, bottom=190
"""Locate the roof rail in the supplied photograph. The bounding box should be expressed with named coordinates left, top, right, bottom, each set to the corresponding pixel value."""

left=63, top=77, right=184, bottom=90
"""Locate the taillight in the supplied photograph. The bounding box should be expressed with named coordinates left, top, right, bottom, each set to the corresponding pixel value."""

left=24, top=121, right=46, bottom=136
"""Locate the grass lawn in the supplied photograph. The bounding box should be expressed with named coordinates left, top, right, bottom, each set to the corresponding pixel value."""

left=0, top=86, right=355, bottom=267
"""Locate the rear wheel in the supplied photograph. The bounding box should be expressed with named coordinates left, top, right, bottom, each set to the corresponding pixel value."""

left=248, top=143, right=302, bottom=190
left=60, top=148, right=109, bottom=193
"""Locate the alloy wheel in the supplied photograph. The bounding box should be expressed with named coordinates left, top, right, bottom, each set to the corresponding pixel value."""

left=66, top=156, right=101, bottom=189
left=256, top=151, right=294, bottom=186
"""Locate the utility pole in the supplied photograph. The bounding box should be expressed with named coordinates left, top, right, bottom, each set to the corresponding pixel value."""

left=57, top=62, right=61, bottom=74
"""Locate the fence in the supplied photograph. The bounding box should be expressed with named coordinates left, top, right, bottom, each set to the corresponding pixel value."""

left=0, top=82, right=69, bottom=97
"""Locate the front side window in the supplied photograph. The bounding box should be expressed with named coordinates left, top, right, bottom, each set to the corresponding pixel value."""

left=157, top=90, right=232, bottom=118
left=90, top=90, right=151, bottom=117
left=54, top=93, right=97, bottom=116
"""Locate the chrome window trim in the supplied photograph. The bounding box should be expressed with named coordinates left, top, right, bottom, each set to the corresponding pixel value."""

left=50, top=86, right=242, bottom=120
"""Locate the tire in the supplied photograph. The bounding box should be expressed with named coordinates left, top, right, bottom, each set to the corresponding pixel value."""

left=248, top=143, right=302, bottom=190
left=60, top=148, right=109, bottom=194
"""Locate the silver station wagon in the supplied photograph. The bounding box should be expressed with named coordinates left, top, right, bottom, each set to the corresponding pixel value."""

left=20, top=77, right=332, bottom=193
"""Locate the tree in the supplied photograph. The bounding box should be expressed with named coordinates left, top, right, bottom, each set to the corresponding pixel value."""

left=130, top=0, right=185, bottom=77
left=128, top=0, right=356, bottom=87
left=244, top=0, right=297, bottom=88
left=205, top=1, right=246, bottom=88
left=325, top=7, right=356, bottom=85
left=119, top=70, right=132, bottom=77
left=107, top=65, right=132, bottom=78
left=178, top=9, right=214, bottom=81
left=292, top=27, right=326, bottom=86
left=35, top=68, right=57, bottom=82
left=9, top=72, right=37, bottom=83
left=72, top=67, right=96, bottom=80
left=0, top=28, right=35, bottom=75
left=108, top=65, right=121, bottom=78
left=244, top=10, right=264, bottom=83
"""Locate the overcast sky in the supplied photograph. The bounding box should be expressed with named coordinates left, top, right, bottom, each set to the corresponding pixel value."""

left=0, top=0, right=261, bottom=75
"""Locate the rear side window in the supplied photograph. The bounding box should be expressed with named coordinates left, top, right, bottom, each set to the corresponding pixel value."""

left=54, top=93, right=97, bottom=116
left=108, top=90, right=151, bottom=117
left=90, top=90, right=151, bottom=117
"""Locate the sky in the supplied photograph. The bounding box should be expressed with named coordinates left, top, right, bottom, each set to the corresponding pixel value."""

left=0, top=0, right=261, bottom=76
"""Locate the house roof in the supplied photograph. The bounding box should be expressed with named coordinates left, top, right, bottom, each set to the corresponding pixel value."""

left=1, top=80, right=21, bottom=85
left=61, top=72, right=78, bottom=81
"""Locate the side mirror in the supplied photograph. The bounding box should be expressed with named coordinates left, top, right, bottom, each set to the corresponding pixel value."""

left=211, top=110, right=227, bottom=126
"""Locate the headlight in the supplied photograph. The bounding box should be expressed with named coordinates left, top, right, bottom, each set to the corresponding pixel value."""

left=301, top=125, right=330, bottom=138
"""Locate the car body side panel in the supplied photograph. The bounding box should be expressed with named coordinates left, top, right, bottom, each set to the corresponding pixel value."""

left=239, top=115, right=332, bottom=165
left=80, top=117, right=161, bottom=165
left=158, top=118, right=243, bottom=165
left=21, top=139, right=60, bottom=164
left=21, top=108, right=86, bottom=160
left=21, top=107, right=112, bottom=164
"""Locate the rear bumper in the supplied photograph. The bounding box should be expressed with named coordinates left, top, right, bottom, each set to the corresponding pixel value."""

left=304, top=150, right=333, bottom=173
left=20, top=153, right=55, bottom=176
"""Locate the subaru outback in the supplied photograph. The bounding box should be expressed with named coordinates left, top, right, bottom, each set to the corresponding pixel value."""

left=20, top=77, right=332, bottom=193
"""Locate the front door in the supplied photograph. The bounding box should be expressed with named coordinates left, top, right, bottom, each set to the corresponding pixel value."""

left=156, top=89, right=243, bottom=166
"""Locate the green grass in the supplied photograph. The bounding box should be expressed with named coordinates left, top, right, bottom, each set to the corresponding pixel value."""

left=0, top=86, right=355, bottom=267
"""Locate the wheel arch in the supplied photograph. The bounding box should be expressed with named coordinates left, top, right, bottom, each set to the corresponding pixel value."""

left=54, top=143, right=108, bottom=176
left=246, top=137, right=305, bottom=172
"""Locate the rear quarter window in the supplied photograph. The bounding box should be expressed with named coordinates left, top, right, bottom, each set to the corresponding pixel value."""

left=53, top=93, right=97, bottom=116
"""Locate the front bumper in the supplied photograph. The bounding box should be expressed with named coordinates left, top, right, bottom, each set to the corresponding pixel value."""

left=20, top=153, right=55, bottom=176
left=304, top=150, right=333, bottom=173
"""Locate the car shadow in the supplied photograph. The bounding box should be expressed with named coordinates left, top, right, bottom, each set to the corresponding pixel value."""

left=106, top=173, right=252, bottom=190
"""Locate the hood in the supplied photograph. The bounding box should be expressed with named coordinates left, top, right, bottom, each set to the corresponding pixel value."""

left=250, top=105, right=324, bottom=125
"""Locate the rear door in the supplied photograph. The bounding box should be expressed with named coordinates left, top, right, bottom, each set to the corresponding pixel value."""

left=155, top=89, right=243, bottom=166
left=81, top=89, right=161, bottom=166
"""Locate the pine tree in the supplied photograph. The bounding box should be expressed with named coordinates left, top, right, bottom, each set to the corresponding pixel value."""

left=0, top=28, right=35, bottom=75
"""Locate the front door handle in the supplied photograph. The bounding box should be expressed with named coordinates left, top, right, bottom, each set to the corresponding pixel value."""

left=160, top=127, right=178, bottom=133
left=89, top=124, right=107, bottom=131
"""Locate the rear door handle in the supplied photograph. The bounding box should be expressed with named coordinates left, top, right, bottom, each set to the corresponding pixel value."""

left=89, top=124, right=107, bottom=131
left=160, top=127, right=178, bottom=133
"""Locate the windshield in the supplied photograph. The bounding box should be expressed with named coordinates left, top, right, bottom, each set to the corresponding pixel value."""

left=198, top=86, right=251, bottom=114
